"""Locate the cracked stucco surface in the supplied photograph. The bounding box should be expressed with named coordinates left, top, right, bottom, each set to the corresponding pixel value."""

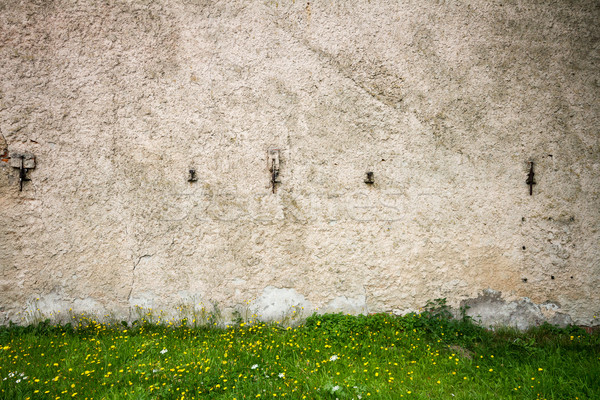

left=0, top=0, right=599, bottom=327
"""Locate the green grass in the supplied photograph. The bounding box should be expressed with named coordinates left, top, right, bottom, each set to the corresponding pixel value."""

left=1, top=308, right=598, bottom=400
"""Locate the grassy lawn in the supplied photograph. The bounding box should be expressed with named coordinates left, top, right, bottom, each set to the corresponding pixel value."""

left=1, top=307, right=598, bottom=400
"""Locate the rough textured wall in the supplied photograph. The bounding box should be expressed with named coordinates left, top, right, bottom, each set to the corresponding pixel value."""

left=1, top=0, right=599, bottom=328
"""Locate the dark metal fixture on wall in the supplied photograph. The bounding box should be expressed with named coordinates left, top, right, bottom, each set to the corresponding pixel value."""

left=9, top=152, right=35, bottom=191
left=526, top=162, right=536, bottom=195
left=188, top=169, right=198, bottom=182
left=268, top=149, right=280, bottom=193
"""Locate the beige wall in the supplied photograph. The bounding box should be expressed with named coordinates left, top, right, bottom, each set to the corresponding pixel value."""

left=1, top=0, right=598, bottom=327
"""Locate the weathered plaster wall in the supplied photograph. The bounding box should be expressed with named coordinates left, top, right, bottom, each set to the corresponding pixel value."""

left=1, top=0, right=599, bottom=327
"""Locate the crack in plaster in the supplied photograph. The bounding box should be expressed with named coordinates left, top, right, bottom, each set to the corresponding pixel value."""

left=127, top=254, right=153, bottom=304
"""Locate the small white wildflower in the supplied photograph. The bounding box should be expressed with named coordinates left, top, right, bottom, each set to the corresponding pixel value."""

left=278, top=373, right=285, bottom=378
left=160, top=348, right=168, bottom=354
left=251, top=364, right=259, bottom=369
left=357, top=395, right=362, bottom=399
left=19, top=373, right=24, bottom=377
left=332, top=385, right=340, bottom=392
left=15, top=379, right=21, bottom=383
left=330, top=355, right=338, bottom=362
left=8, top=373, right=14, bottom=378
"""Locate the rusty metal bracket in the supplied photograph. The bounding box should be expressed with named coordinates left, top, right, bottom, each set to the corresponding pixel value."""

left=526, top=162, right=536, bottom=195
left=268, top=149, right=280, bottom=193
left=188, top=168, right=198, bottom=182
left=10, top=152, right=35, bottom=191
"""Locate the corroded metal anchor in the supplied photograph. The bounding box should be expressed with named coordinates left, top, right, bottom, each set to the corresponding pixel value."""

left=19, top=156, right=31, bottom=191
left=526, top=162, right=536, bottom=195
left=268, top=149, right=280, bottom=193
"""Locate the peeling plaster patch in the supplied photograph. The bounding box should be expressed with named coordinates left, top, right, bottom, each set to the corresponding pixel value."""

left=25, top=293, right=67, bottom=322
left=250, top=286, right=312, bottom=322
left=175, top=292, right=212, bottom=313
left=24, top=293, right=109, bottom=324
left=72, top=298, right=106, bottom=316
left=540, top=302, right=560, bottom=312
left=539, top=302, right=573, bottom=327
left=129, top=291, right=156, bottom=310
left=462, top=289, right=572, bottom=330
left=17, top=294, right=110, bottom=324
left=321, top=295, right=369, bottom=315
